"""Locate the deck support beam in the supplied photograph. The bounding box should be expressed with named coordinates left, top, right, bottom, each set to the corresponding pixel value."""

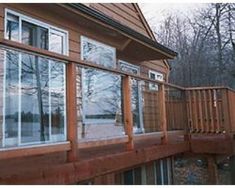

left=66, top=62, right=78, bottom=162
left=123, top=76, right=134, bottom=150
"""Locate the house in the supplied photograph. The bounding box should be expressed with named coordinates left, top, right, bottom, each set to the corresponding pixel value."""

left=0, top=3, right=234, bottom=185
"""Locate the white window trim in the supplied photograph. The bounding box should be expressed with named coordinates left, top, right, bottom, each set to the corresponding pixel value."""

left=2, top=49, right=67, bottom=148
left=149, top=70, right=164, bottom=82
left=4, top=8, right=69, bottom=56
left=148, top=70, right=164, bottom=91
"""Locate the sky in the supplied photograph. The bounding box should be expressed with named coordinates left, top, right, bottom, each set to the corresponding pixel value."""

left=139, top=3, right=207, bottom=32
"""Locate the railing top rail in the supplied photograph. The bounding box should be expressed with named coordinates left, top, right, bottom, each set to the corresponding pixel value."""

left=185, top=86, right=228, bottom=91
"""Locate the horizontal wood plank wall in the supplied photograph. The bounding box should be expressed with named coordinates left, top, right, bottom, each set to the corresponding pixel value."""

left=0, top=4, right=81, bottom=60
left=0, top=4, right=170, bottom=80
left=89, top=3, right=151, bottom=38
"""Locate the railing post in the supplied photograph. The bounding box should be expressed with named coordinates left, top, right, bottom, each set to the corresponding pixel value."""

left=123, top=76, right=134, bottom=150
left=221, top=88, right=231, bottom=133
left=66, top=62, right=78, bottom=162
left=159, top=84, right=168, bottom=144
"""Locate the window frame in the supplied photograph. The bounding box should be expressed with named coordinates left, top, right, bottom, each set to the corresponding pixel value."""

left=148, top=70, right=164, bottom=91
left=80, top=35, right=116, bottom=68
left=1, top=47, right=67, bottom=148
left=80, top=36, right=118, bottom=125
left=118, top=60, right=144, bottom=134
left=4, top=8, right=69, bottom=56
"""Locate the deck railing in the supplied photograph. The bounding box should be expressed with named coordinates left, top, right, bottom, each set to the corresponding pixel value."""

left=185, top=87, right=235, bottom=134
left=1, top=39, right=235, bottom=161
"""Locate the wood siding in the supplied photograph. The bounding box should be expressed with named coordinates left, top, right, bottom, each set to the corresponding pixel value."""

left=89, top=3, right=151, bottom=39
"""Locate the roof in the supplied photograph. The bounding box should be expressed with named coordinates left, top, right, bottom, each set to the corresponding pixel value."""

left=66, top=3, right=177, bottom=59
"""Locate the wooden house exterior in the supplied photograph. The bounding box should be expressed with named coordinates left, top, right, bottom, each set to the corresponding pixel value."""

left=0, top=3, right=234, bottom=185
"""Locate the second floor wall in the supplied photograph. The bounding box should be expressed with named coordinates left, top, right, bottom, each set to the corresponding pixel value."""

left=0, top=3, right=169, bottom=81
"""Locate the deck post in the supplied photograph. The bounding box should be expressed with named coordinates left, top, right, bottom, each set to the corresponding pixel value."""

left=159, top=84, right=168, bottom=144
left=66, top=62, right=78, bottom=162
left=123, top=76, right=134, bottom=150
left=207, top=155, right=218, bottom=185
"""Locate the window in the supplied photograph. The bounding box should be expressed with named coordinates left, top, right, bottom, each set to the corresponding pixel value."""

left=6, top=12, right=19, bottom=41
left=119, top=60, right=144, bottom=134
left=22, top=20, right=48, bottom=49
left=5, top=9, right=68, bottom=55
left=80, top=37, right=123, bottom=140
left=0, top=47, right=66, bottom=148
left=123, top=167, right=142, bottom=185
left=81, top=36, right=116, bottom=68
left=154, top=158, right=173, bottom=185
left=149, top=70, right=164, bottom=91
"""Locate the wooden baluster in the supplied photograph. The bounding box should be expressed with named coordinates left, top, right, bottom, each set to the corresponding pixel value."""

left=213, top=89, right=220, bottom=133
left=67, top=62, right=78, bottom=162
left=159, top=84, right=168, bottom=144
left=221, top=89, right=231, bottom=133
left=123, top=76, right=134, bottom=150
left=202, top=90, right=209, bottom=133
left=187, top=90, right=193, bottom=132
left=192, top=90, right=199, bottom=132
left=198, top=90, right=203, bottom=132
left=208, top=89, right=214, bottom=133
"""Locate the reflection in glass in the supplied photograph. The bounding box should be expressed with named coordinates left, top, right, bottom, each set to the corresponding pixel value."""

left=82, top=68, right=124, bottom=139
left=50, top=31, right=64, bottom=54
left=83, top=68, right=121, bottom=121
left=0, top=47, right=66, bottom=148
left=21, top=54, right=49, bottom=143
left=6, top=13, right=19, bottom=42
left=50, top=61, right=65, bottom=141
left=4, top=51, right=19, bottom=146
left=82, top=37, right=116, bottom=68
left=22, top=21, right=48, bottom=50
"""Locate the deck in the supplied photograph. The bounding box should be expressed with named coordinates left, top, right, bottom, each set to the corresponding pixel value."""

left=0, top=39, right=235, bottom=184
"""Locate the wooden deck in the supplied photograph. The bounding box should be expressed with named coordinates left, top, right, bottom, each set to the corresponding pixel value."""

left=0, top=36, right=235, bottom=184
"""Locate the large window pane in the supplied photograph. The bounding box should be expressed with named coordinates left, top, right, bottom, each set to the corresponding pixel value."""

left=21, top=54, right=49, bottom=143
left=50, top=61, right=65, bottom=141
left=4, top=51, right=19, bottom=147
left=0, top=47, right=66, bottom=148
left=81, top=68, right=123, bottom=140
left=6, top=13, right=19, bottom=42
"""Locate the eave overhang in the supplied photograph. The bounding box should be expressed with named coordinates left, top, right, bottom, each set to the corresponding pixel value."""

left=65, top=3, right=178, bottom=61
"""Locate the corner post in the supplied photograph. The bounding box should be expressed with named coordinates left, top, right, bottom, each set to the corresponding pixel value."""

left=66, top=62, right=78, bottom=162
left=159, top=83, right=168, bottom=144
left=123, top=76, right=134, bottom=150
